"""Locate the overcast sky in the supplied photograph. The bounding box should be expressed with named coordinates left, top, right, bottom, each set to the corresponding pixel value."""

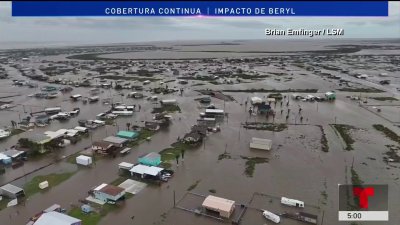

left=0, top=1, right=399, bottom=47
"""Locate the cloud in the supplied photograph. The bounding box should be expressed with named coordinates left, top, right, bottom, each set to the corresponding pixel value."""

left=0, top=0, right=399, bottom=44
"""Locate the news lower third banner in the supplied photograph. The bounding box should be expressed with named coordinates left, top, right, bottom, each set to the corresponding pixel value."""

left=12, top=1, right=388, bottom=17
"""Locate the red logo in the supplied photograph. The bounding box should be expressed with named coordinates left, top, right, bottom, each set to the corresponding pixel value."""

left=353, top=187, right=375, bottom=209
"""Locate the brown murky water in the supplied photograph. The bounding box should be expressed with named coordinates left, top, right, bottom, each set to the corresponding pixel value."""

left=0, top=40, right=399, bottom=225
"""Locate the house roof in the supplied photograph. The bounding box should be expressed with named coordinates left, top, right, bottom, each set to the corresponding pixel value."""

left=97, top=184, right=125, bottom=196
left=33, top=211, right=81, bottom=225
left=141, top=152, right=161, bottom=160
left=92, top=141, right=113, bottom=149
left=0, top=183, right=24, bottom=194
left=184, top=131, right=201, bottom=140
left=129, top=164, right=164, bottom=176
left=103, top=136, right=128, bottom=144
left=2, top=149, right=24, bottom=158
left=117, top=131, right=139, bottom=139
left=202, top=195, right=235, bottom=212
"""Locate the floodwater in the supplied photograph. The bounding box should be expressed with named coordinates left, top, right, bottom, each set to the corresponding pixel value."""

left=0, top=40, right=399, bottom=225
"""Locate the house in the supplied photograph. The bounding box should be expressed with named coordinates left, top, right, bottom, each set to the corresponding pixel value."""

left=202, top=195, right=235, bottom=219
left=325, top=91, right=336, bottom=101
left=138, top=152, right=161, bottom=166
left=250, top=138, right=272, bottom=151
left=103, top=136, right=129, bottom=147
left=160, top=99, right=177, bottom=105
left=33, top=211, right=81, bottom=225
left=183, top=132, right=202, bottom=144
left=0, top=129, right=11, bottom=139
left=92, top=141, right=113, bottom=154
left=0, top=183, right=25, bottom=199
left=116, top=131, right=139, bottom=140
left=0, top=153, right=12, bottom=164
left=129, top=164, right=164, bottom=179
left=35, top=115, right=50, bottom=124
left=118, top=162, right=134, bottom=171
left=93, top=183, right=126, bottom=203
left=2, top=149, right=26, bottom=159
left=144, top=121, right=160, bottom=131
left=251, top=96, right=263, bottom=105
left=281, top=197, right=304, bottom=208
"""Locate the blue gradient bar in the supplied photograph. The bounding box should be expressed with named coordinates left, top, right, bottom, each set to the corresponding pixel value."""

left=12, top=1, right=389, bottom=17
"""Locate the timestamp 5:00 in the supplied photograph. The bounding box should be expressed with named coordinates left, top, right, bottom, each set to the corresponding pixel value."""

left=347, top=212, right=362, bottom=219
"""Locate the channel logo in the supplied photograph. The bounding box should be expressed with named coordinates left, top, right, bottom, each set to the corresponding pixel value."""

left=338, top=184, right=388, bottom=221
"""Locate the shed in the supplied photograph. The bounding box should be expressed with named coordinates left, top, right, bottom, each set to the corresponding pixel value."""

left=92, top=141, right=113, bottom=154
left=118, top=162, right=134, bottom=170
left=0, top=183, right=25, bottom=199
left=0, top=153, right=12, bottom=164
left=103, top=136, right=128, bottom=147
left=251, top=97, right=263, bottom=105
left=81, top=204, right=92, bottom=214
left=39, top=181, right=49, bottom=190
left=116, top=131, right=139, bottom=140
left=138, top=152, right=161, bottom=166
left=76, top=155, right=93, bottom=166
left=325, top=91, right=336, bottom=100
left=250, top=138, right=272, bottom=151
left=33, top=211, right=81, bottom=225
left=160, top=99, right=177, bottom=105
left=202, top=195, right=235, bottom=219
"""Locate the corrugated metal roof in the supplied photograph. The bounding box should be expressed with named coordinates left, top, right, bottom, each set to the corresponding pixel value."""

left=33, top=211, right=80, bottom=225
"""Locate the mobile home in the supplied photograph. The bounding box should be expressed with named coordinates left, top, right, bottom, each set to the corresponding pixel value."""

left=281, top=197, right=304, bottom=208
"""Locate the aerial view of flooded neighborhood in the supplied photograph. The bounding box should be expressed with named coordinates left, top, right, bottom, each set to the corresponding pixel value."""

left=0, top=2, right=400, bottom=225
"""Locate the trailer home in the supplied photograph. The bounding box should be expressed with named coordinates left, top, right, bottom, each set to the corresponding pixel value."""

left=281, top=197, right=304, bottom=208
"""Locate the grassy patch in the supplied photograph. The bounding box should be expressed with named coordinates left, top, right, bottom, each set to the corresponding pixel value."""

left=337, top=87, right=384, bottom=93
left=187, top=180, right=201, bottom=191
left=127, top=129, right=156, bottom=147
left=209, top=189, right=216, bottom=194
left=241, top=156, right=268, bottom=177
left=0, top=198, right=9, bottom=211
left=152, top=105, right=181, bottom=114
left=160, top=142, right=192, bottom=162
left=383, top=145, right=400, bottom=163
left=350, top=167, right=363, bottom=210
left=317, top=125, right=329, bottom=152
left=373, top=124, right=400, bottom=145
left=10, top=128, right=25, bottom=136
left=24, top=172, right=76, bottom=197
left=331, top=124, right=355, bottom=151
left=218, top=152, right=232, bottom=161
left=243, top=122, right=287, bottom=132
left=370, top=97, right=398, bottom=101
left=320, top=191, right=328, bottom=205
left=68, top=207, right=103, bottom=225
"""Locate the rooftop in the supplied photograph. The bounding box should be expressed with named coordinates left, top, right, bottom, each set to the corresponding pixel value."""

left=33, top=211, right=81, bottom=225
left=0, top=183, right=24, bottom=194
left=95, top=183, right=125, bottom=196
left=103, top=136, right=129, bottom=144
